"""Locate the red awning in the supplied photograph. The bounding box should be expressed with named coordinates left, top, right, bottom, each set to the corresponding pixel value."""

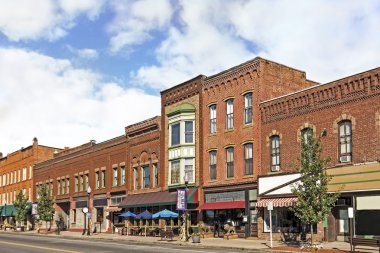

left=197, top=201, right=245, bottom=210
left=256, top=197, right=297, bottom=207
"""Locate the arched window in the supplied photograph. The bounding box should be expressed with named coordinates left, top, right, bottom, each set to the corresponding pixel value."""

left=339, top=120, right=352, bottom=163
left=226, top=147, right=234, bottom=178
left=270, top=135, right=280, bottom=171
left=244, top=143, right=253, bottom=175
left=209, top=150, right=217, bottom=180
left=301, top=127, right=313, bottom=144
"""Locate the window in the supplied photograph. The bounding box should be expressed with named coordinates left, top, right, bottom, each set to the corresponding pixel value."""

left=80, top=175, right=84, bottom=191
left=113, top=167, right=118, bottom=186
left=153, top=164, right=159, bottom=187
left=226, top=99, right=234, bottom=129
left=244, top=143, right=253, bottom=175
left=75, top=176, right=79, bottom=192
left=226, top=147, right=234, bottom=178
left=185, top=121, right=194, bottom=143
left=271, top=135, right=280, bottom=171
left=301, top=127, right=313, bottom=144
left=120, top=166, right=125, bottom=186
left=29, top=166, right=32, bottom=179
left=133, top=168, right=138, bottom=190
left=66, top=178, right=70, bottom=194
left=171, top=123, right=180, bottom=146
left=209, top=151, right=217, bottom=180
left=22, top=167, right=27, bottom=181
left=209, top=105, right=217, bottom=133
left=49, top=183, right=53, bottom=196
left=101, top=170, right=106, bottom=188
left=62, top=179, right=65, bottom=195
left=96, top=207, right=104, bottom=223
left=57, top=180, right=61, bottom=195
left=18, top=170, right=20, bottom=182
left=244, top=93, right=252, bottom=124
left=73, top=209, right=77, bottom=223
left=85, top=174, right=89, bottom=190
left=143, top=166, right=150, bottom=188
left=339, top=120, right=352, bottom=163
left=170, top=160, right=180, bottom=184
left=95, top=171, right=100, bottom=189
left=184, top=159, right=194, bottom=183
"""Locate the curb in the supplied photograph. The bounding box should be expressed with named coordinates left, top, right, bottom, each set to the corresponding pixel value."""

left=1, top=231, right=272, bottom=252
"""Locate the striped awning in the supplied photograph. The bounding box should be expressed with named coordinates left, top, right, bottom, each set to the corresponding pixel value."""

left=256, top=197, right=297, bottom=207
left=119, top=187, right=198, bottom=208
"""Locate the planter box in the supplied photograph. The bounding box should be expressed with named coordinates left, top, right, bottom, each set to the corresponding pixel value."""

left=192, top=235, right=201, bottom=243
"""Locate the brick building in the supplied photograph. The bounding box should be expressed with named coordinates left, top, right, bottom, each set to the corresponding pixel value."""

left=0, top=137, right=59, bottom=227
left=33, top=137, right=127, bottom=232
left=198, top=58, right=316, bottom=238
left=257, top=67, right=380, bottom=240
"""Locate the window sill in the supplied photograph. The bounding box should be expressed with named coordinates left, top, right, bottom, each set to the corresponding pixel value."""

left=224, top=128, right=235, bottom=133
left=209, top=133, right=217, bottom=137
left=207, top=180, right=218, bottom=183
left=225, top=177, right=235, bottom=181
left=243, top=124, right=253, bottom=128
left=242, top=175, right=254, bottom=179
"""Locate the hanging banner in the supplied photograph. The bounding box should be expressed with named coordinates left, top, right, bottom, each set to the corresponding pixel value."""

left=177, top=189, right=187, bottom=211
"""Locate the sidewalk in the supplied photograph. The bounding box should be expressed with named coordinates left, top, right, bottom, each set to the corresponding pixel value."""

left=2, top=230, right=378, bottom=253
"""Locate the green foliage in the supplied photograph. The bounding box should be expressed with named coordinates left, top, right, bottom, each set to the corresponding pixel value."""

left=290, top=133, right=339, bottom=242
left=14, top=190, right=28, bottom=226
left=37, top=184, right=55, bottom=223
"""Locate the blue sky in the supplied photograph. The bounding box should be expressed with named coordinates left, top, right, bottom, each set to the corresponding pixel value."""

left=1, top=0, right=380, bottom=154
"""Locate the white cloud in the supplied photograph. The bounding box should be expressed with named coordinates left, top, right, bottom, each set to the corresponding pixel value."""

left=0, top=0, right=106, bottom=41
left=66, top=45, right=99, bottom=59
left=108, top=0, right=173, bottom=53
left=0, top=48, right=160, bottom=155
left=130, top=0, right=380, bottom=89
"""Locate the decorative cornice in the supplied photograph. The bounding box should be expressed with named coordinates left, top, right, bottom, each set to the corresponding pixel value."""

left=261, top=69, right=380, bottom=124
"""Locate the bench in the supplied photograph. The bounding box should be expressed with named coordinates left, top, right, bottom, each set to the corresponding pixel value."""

left=160, top=229, right=174, bottom=241
left=350, top=237, right=380, bottom=253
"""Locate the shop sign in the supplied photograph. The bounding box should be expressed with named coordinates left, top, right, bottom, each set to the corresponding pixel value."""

left=177, top=189, right=187, bottom=211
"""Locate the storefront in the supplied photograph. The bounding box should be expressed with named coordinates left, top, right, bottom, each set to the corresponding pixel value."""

left=198, top=183, right=258, bottom=238
left=118, top=188, right=199, bottom=230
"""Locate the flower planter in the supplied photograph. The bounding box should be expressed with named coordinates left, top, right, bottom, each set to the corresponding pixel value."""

left=192, top=235, right=201, bottom=243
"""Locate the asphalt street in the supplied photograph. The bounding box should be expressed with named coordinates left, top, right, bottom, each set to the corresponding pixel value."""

left=0, top=233, right=246, bottom=253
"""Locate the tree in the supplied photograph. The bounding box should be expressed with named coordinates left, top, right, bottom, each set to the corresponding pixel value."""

left=14, top=190, right=28, bottom=228
left=290, top=133, right=339, bottom=245
left=37, top=184, right=55, bottom=230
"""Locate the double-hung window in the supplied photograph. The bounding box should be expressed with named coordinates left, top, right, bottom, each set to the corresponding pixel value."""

left=244, top=143, right=253, bottom=175
left=210, top=105, right=217, bottom=133
left=339, top=120, right=352, bottom=163
left=113, top=167, right=118, bottom=186
left=143, top=166, right=150, bottom=188
left=226, top=147, right=234, bottom=178
left=120, top=166, right=125, bottom=186
left=271, top=135, right=280, bottom=171
left=134, top=168, right=139, bottom=189
left=184, top=159, right=194, bottom=183
left=153, top=164, right=159, bottom=187
left=170, top=160, right=180, bottom=184
left=244, top=93, right=252, bottom=124
left=301, top=128, right=313, bottom=144
left=171, top=123, right=180, bottom=146
left=185, top=121, right=194, bottom=143
left=209, top=151, right=217, bottom=180
left=226, top=99, right=234, bottom=129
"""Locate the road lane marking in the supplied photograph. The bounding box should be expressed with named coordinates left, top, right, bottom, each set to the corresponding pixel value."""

left=0, top=240, right=83, bottom=253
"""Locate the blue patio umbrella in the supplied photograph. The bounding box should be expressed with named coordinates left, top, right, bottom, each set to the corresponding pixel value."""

left=152, top=209, right=178, bottom=219
left=119, top=211, right=136, bottom=218
left=135, top=210, right=152, bottom=219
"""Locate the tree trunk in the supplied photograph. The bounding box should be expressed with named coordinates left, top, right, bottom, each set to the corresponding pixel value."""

left=310, top=223, right=314, bottom=246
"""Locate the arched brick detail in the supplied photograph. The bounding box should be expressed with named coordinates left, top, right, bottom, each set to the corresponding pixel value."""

left=333, top=114, right=356, bottom=133
left=297, top=122, right=317, bottom=143
left=266, top=130, right=282, bottom=147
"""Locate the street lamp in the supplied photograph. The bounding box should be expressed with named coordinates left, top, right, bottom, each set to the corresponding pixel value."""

left=183, top=174, right=189, bottom=242
left=87, top=186, right=92, bottom=236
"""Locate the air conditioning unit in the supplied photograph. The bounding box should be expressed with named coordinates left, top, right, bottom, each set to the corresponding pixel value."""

left=340, top=155, right=351, bottom=163
left=271, top=165, right=280, bottom=172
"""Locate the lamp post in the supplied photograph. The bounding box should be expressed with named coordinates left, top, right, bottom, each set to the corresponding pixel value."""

left=183, top=174, right=189, bottom=242
left=87, top=186, right=92, bottom=236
